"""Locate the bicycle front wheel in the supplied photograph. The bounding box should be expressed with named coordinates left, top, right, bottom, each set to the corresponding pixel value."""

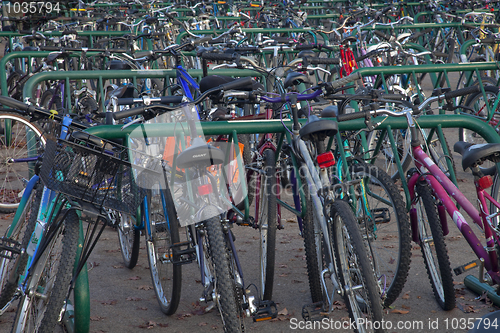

left=0, top=179, right=42, bottom=309
left=331, top=200, right=385, bottom=333
left=11, top=209, right=79, bottom=333
left=146, top=186, right=182, bottom=315
left=0, top=113, right=46, bottom=213
left=349, top=163, right=411, bottom=307
left=117, top=213, right=140, bottom=269
left=415, top=182, right=455, bottom=310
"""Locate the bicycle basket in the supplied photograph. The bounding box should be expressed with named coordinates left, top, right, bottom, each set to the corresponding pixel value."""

left=39, top=129, right=146, bottom=214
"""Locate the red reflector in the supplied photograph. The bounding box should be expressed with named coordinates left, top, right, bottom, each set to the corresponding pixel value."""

left=198, top=184, right=213, bottom=196
left=317, top=152, right=335, bottom=168
left=478, top=175, right=493, bottom=189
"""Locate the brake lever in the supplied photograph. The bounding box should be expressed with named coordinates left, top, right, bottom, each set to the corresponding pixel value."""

left=211, top=63, right=238, bottom=70
left=120, top=117, right=143, bottom=131
left=306, top=66, right=331, bottom=75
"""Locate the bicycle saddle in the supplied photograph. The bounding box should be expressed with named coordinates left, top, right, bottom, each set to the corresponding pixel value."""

left=297, top=50, right=316, bottom=59
left=320, top=105, right=338, bottom=118
left=46, top=52, right=70, bottom=63
left=107, top=60, right=133, bottom=70
left=283, top=71, right=310, bottom=89
left=199, top=75, right=263, bottom=92
left=454, top=141, right=500, bottom=171
left=176, top=144, right=226, bottom=169
left=299, top=115, right=338, bottom=141
left=22, top=46, right=39, bottom=52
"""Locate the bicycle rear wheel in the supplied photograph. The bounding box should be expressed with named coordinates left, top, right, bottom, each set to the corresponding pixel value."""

left=11, top=209, right=79, bottom=333
left=0, top=113, right=46, bottom=213
left=257, top=148, right=277, bottom=301
left=146, top=185, right=182, bottom=315
left=331, top=200, right=385, bottom=333
left=415, top=182, right=455, bottom=310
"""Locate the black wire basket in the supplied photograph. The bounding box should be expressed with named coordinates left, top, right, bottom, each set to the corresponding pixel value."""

left=39, top=128, right=146, bottom=215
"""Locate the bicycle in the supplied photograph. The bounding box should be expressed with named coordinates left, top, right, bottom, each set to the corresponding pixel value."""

left=335, top=84, right=500, bottom=311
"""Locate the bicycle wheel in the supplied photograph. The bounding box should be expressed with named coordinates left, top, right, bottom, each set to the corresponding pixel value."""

left=146, top=185, right=182, bottom=315
left=0, top=180, right=42, bottom=309
left=299, top=172, right=323, bottom=303
left=11, top=209, right=80, bottom=333
left=459, top=85, right=500, bottom=144
left=203, top=207, right=241, bottom=333
left=415, top=182, right=455, bottom=310
left=331, top=200, right=385, bottom=333
left=349, top=163, right=411, bottom=307
left=0, top=113, right=46, bottom=213
left=117, top=213, right=140, bottom=269
left=257, top=148, right=277, bottom=301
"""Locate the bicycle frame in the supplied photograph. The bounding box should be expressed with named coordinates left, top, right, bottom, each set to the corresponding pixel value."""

left=407, top=144, right=500, bottom=285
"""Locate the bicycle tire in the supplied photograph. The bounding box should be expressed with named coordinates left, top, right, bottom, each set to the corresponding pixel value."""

left=349, top=163, right=412, bottom=307
left=257, top=148, right=277, bottom=301
left=117, top=213, right=140, bottom=269
left=0, top=113, right=46, bottom=213
left=331, top=200, right=385, bottom=333
left=299, top=172, right=323, bottom=303
left=203, top=208, right=241, bottom=333
left=0, top=180, right=42, bottom=309
left=11, top=209, right=80, bottom=333
left=146, top=185, right=182, bottom=315
left=415, top=182, right=455, bottom=311
left=6, top=69, right=24, bottom=101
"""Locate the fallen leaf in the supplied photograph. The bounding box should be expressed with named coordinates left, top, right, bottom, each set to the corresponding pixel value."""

left=453, top=281, right=464, bottom=285
left=101, top=300, right=118, bottom=305
left=402, top=293, right=410, bottom=300
left=198, top=322, right=208, bottom=326
left=90, top=316, right=105, bottom=321
left=292, top=280, right=304, bottom=284
left=138, top=285, right=153, bottom=290
left=126, top=297, right=142, bottom=301
left=129, top=276, right=141, bottom=280
left=112, top=265, right=125, bottom=269
left=402, top=305, right=410, bottom=310
left=279, top=264, right=288, bottom=268
left=278, top=308, right=288, bottom=316
left=391, top=309, right=409, bottom=314
left=136, top=306, right=148, bottom=310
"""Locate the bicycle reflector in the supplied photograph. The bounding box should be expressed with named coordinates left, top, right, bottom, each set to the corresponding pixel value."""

left=478, top=175, right=493, bottom=189
left=198, top=184, right=213, bottom=196
left=317, top=152, right=335, bottom=169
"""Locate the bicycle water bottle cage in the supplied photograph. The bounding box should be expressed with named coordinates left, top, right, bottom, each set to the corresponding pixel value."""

left=299, top=115, right=338, bottom=141
left=284, top=72, right=310, bottom=89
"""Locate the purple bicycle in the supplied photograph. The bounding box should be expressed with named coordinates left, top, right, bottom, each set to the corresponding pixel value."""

left=337, top=85, right=500, bottom=311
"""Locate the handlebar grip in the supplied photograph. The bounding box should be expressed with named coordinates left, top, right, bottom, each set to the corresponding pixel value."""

left=112, top=105, right=148, bottom=120
left=330, top=72, right=362, bottom=90
left=295, top=44, right=316, bottom=50
left=219, top=77, right=254, bottom=91
left=0, top=96, right=29, bottom=111
left=479, top=38, right=500, bottom=44
left=201, top=52, right=239, bottom=61
left=233, top=46, right=260, bottom=52
left=306, top=57, right=340, bottom=65
left=444, top=85, right=481, bottom=100
left=373, top=30, right=392, bottom=41
left=337, top=110, right=370, bottom=122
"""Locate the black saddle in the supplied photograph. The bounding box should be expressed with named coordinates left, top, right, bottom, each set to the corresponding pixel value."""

left=283, top=71, right=310, bottom=89
left=107, top=60, right=133, bottom=70
left=454, top=141, right=500, bottom=171
left=320, top=105, right=338, bottom=118
left=176, top=144, right=225, bottom=169
left=199, top=75, right=263, bottom=93
left=299, top=115, right=338, bottom=141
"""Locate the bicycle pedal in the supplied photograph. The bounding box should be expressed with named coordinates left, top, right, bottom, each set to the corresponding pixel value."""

left=252, top=300, right=278, bottom=322
left=372, top=207, right=391, bottom=224
left=454, top=259, right=482, bottom=276
left=0, top=237, right=23, bottom=259
left=302, top=302, right=327, bottom=321
left=170, top=241, right=196, bottom=265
